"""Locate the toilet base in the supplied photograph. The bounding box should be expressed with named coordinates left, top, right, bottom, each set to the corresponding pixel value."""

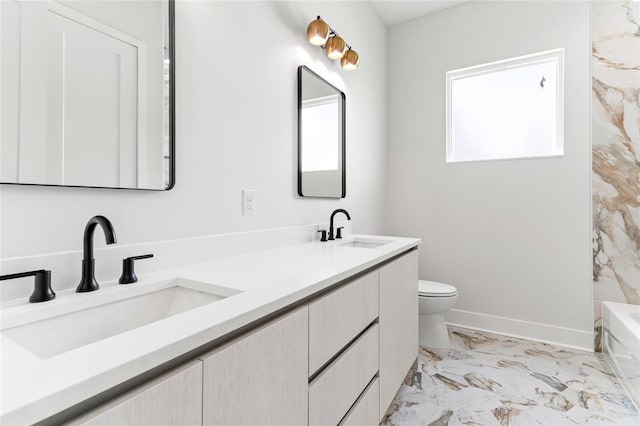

left=419, top=313, right=450, bottom=348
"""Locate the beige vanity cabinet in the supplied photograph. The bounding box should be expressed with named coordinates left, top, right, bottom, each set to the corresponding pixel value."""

left=199, top=306, right=309, bottom=426
left=308, top=250, right=418, bottom=425
left=68, top=360, right=203, bottom=426
left=307, top=270, right=380, bottom=426
left=63, top=249, right=418, bottom=426
left=379, top=250, right=419, bottom=419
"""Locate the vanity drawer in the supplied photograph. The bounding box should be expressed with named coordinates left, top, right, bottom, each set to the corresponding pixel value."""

left=309, top=270, right=378, bottom=374
left=67, top=360, right=203, bottom=426
left=309, top=324, right=379, bottom=426
left=340, top=377, right=379, bottom=426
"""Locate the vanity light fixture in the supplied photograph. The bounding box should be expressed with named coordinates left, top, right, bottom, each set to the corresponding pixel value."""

left=306, top=16, right=359, bottom=71
left=325, top=35, right=346, bottom=59
left=307, top=16, right=330, bottom=46
left=341, top=48, right=359, bottom=71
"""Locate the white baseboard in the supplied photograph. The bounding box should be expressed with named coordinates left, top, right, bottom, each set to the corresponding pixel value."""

left=446, top=308, right=594, bottom=352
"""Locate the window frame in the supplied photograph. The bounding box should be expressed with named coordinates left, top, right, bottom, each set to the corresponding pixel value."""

left=445, top=48, right=565, bottom=163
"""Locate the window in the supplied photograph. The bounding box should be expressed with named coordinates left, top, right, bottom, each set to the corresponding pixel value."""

left=446, top=48, right=564, bottom=163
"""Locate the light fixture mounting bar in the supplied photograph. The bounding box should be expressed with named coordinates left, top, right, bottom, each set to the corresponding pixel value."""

left=325, top=27, right=352, bottom=51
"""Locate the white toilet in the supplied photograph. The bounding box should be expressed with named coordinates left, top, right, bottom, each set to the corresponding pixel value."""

left=418, top=280, right=458, bottom=348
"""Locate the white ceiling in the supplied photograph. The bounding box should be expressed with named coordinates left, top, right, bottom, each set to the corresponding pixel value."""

left=370, top=1, right=469, bottom=27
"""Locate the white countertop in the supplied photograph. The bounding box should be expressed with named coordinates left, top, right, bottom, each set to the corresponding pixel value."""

left=0, top=234, right=420, bottom=425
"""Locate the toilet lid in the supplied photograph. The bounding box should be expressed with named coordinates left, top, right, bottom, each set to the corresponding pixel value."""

left=419, top=280, right=457, bottom=297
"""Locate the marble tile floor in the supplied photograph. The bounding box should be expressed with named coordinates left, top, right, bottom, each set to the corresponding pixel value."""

left=382, top=326, right=640, bottom=426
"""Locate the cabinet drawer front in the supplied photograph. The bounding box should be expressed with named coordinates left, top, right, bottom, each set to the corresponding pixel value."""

left=340, top=377, right=379, bottom=426
left=68, top=360, right=203, bottom=426
left=309, top=324, right=379, bottom=426
left=309, top=270, right=378, bottom=374
left=200, top=307, right=309, bottom=426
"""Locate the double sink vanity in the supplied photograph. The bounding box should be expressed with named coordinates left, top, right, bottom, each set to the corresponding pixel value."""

left=1, top=234, right=420, bottom=425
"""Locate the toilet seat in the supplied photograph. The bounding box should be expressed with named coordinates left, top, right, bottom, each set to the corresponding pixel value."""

left=419, top=280, right=457, bottom=297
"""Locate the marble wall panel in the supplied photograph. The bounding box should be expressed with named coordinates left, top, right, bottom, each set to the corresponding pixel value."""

left=592, top=0, right=640, bottom=350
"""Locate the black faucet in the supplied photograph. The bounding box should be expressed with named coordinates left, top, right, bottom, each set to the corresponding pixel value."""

left=77, top=215, right=117, bottom=292
left=328, top=209, right=351, bottom=240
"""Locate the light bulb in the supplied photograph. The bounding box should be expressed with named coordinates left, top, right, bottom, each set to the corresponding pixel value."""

left=307, top=18, right=329, bottom=46
left=325, top=36, right=346, bottom=60
left=340, top=49, right=359, bottom=70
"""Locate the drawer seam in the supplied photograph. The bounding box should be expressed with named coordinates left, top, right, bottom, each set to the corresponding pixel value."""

left=309, top=319, right=378, bottom=384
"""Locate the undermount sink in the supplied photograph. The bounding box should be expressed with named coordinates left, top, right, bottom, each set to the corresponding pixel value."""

left=1, top=278, right=240, bottom=359
left=340, top=238, right=392, bottom=249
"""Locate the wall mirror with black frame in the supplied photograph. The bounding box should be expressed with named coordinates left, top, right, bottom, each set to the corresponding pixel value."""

left=1, top=0, right=175, bottom=190
left=297, top=65, right=345, bottom=198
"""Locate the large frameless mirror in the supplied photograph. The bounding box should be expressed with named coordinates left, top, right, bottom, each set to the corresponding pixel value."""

left=297, top=65, right=345, bottom=198
left=1, top=0, right=174, bottom=190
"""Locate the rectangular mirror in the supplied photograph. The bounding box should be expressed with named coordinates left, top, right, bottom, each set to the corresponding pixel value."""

left=1, top=0, right=174, bottom=190
left=297, top=65, right=345, bottom=198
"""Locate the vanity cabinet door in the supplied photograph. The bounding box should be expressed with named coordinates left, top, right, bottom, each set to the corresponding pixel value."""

left=68, top=360, right=203, bottom=426
left=200, top=307, right=309, bottom=426
left=378, top=250, right=419, bottom=419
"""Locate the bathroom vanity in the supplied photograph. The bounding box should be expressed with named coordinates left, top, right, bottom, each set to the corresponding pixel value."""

left=0, top=235, right=419, bottom=425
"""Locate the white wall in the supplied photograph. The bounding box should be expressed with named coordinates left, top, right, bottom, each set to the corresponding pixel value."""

left=0, top=2, right=387, bottom=257
left=386, top=1, right=593, bottom=349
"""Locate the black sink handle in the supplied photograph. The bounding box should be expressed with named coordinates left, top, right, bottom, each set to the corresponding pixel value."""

left=119, top=254, right=154, bottom=285
left=0, top=270, right=55, bottom=303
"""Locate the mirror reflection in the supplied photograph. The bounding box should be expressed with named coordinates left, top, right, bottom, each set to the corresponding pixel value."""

left=1, top=0, right=173, bottom=190
left=298, top=66, right=345, bottom=198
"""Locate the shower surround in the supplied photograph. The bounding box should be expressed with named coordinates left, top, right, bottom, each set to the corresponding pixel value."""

left=592, top=0, right=640, bottom=350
